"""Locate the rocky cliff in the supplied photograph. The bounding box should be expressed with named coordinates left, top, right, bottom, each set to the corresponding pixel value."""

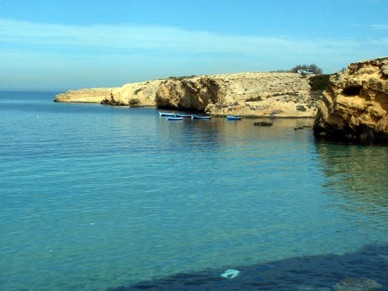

left=101, top=80, right=163, bottom=106
left=54, top=72, right=318, bottom=118
left=205, top=72, right=315, bottom=117
left=154, top=73, right=316, bottom=117
left=314, top=57, right=388, bottom=143
left=54, top=88, right=115, bottom=103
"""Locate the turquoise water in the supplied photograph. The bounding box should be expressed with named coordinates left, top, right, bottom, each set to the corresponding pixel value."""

left=1, top=91, right=387, bottom=290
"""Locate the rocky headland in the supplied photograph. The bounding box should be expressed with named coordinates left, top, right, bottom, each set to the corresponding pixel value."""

left=54, top=88, right=115, bottom=103
left=54, top=72, right=318, bottom=118
left=54, top=56, right=388, bottom=143
left=314, top=57, right=388, bottom=143
left=158, top=73, right=317, bottom=118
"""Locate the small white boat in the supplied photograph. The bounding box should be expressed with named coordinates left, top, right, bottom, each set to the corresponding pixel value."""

left=159, top=112, right=176, bottom=117
left=191, top=115, right=211, bottom=120
left=167, top=116, right=183, bottom=121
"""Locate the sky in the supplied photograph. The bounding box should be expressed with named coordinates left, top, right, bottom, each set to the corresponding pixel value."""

left=0, top=0, right=387, bottom=91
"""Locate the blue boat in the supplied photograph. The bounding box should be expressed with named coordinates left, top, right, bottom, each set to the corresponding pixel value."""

left=159, top=112, right=176, bottom=117
left=191, top=115, right=211, bottom=120
left=226, top=115, right=242, bottom=120
left=175, top=113, right=192, bottom=118
left=167, top=116, right=183, bottom=121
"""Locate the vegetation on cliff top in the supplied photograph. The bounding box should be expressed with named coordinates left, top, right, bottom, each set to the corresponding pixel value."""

left=309, top=74, right=331, bottom=91
left=168, top=75, right=196, bottom=80
left=291, top=64, right=323, bottom=74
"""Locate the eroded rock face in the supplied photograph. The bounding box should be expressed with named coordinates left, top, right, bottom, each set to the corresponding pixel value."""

left=155, top=76, right=224, bottom=111
left=54, top=88, right=114, bottom=103
left=156, top=73, right=316, bottom=117
left=314, top=57, right=388, bottom=143
left=101, top=80, right=163, bottom=106
left=54, top=72, right=318, bottom=117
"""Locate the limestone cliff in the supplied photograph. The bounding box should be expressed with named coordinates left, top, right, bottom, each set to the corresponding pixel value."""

left=54, top=72, right=318, bottom=117
left=314, top=57, right=388, bottom=143
left=155, top=76, right=224, bottom=111
left=54, top=88, right=114, bottom=103
left=101, top=80, right=163, bottom=106
left=206, top=72, right=315, bottom=117
left=155, top=72, right=316, bottom=117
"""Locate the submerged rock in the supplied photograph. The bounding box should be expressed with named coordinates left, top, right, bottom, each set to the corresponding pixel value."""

left=314, top=57, right=388, bottom=143
left=332, top=277, right=382, bottom=291
left=253, top=121, right=273, bottom=126
left=297, top=285, right=331, bottom=291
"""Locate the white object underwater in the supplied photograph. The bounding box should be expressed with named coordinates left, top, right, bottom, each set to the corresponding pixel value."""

left=220, top=269, right=240, bottom=279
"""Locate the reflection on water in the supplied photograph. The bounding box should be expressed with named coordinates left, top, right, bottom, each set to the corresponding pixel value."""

left=315, top=143, right=388, bottom=203
left=315, top=142, right=388, bottom=222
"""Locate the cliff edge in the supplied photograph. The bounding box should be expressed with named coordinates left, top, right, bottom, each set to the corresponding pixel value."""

left=54, top=88, right=115, bottom=103
left=54, top=72, right=318, bottom=118
left=314, top=57, right=388, bottom=143
left=156, top=73, right=316, bottom=117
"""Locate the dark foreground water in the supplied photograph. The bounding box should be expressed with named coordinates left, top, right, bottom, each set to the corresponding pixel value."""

left=0, top=91, right=387, bottom=290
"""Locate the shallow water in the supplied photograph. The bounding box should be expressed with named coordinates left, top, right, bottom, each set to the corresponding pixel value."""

left=0, top=91, right=387, bottom=290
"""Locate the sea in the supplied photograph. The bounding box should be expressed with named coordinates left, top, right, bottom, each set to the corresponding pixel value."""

left=0, top=91, right=387, bottom=291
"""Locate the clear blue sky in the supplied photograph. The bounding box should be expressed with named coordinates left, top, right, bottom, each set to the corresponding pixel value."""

left=1, top=0, right=387, bottom=90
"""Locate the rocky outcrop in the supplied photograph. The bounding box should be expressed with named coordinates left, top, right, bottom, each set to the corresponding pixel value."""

left=156, top=73, right=317, bottom=117
left=54, top=72, right=319, bottom=117
left=332, top=277, right=382, bottom=291
left=54, top=88, right=114, bottom=103
left=314, top=57, right=388, bottom=143
left=155, top=76, right=224, bottom=111
left=208, top=72, right=316, bottom=117
left=54, top=81, right=163, bottom=107
left=101, top=80, right=163, bottom=107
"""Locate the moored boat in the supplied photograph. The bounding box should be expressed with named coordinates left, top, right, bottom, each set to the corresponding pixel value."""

left=191, top=115, right=211, bottom=120
left=159, top=112, right=176, bottom=117
left=226, top=115, right=242, bottom=120
left=175, top=113, right=192, bottom=118
left=167, top=116, right=183, bottom=121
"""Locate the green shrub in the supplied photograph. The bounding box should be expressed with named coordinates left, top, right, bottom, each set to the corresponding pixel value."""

left=309, top=74, right=331, bottom=91
left=291, top=64, right=323, bottom=74
left=246, top=96, right=263, bottom=102
left=168, top=75, right=196, bottom=80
